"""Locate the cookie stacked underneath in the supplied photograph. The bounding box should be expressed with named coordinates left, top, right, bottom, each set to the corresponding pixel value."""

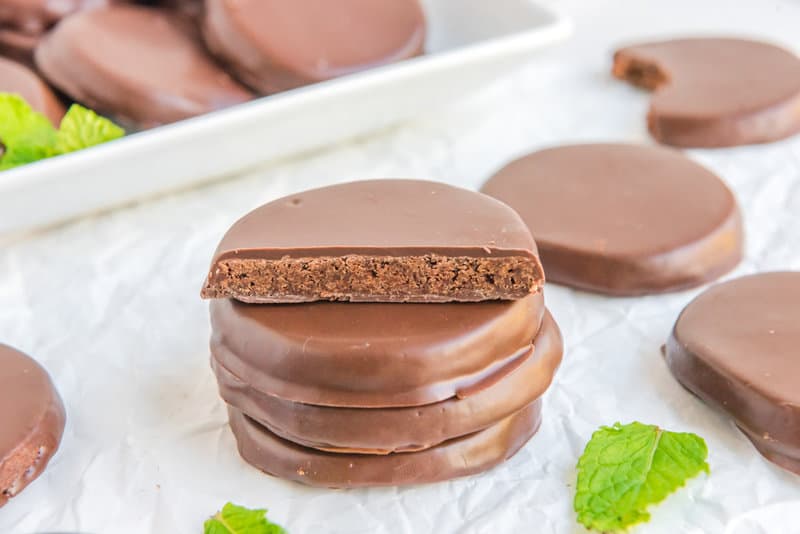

left=201, top=179, right=563, bottom=488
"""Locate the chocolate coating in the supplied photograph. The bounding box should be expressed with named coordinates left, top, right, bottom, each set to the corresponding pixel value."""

left=211, top=291, right=544, bottom=407
left=0, top=0, right=121, bottom=34
left=202, top=0, right=426, bottom=94
left=666, top=272, right=800, bottom=475
left=227, top=400, right=541, bottom=488
left=0, top=344, right=65, bottom=507
left=0, top=55, right=64, bottom=125
left=202, top=179, right=544, bottom=303
left=0, top=28, right=39, bottom=67
left=35, top=5, right=253, bottom=127
left=613, top=38, right=800, bottom=147
left=481, top=144, right=743, bottom=296
left=213, top=310, right=561, bottom=454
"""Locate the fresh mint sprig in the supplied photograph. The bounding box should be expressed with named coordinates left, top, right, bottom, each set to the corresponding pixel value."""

left=574, top=422, right=709, bottom=532
left=204, top=502, right=287, bottom=534
left=0, top=93, right=124, bottom=171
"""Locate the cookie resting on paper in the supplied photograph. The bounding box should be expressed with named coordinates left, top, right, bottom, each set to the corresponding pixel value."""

left=613, top=37, right=800, bottom=147
left=481, top=143, right=742, bottom=295
left=0, top=344, right=65, bottom=507
left=665, top=272, right=800, bottom=475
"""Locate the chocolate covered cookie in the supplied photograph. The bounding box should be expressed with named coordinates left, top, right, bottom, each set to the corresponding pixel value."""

left=213, top=310, right=561, bottom=454
left=35, top=5, right=252, bottom=127
left=0, top=56, right=64, bottom=125
left=481, top=144, right=742, bottom=296
left=202, top=0, right=426, bottom=94
left=210, top=292, right=544, bottom=407
left=227, top=400, right=540, bottom=488
left=202, top=180, right=544, bottom=303
left=0, top=344, right=65, bottom=507
left=613, top=38, right=800, bottom=147
left=665, top=272, right=800, bottom=475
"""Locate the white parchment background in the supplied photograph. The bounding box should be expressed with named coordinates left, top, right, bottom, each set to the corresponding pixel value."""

left=3, top=0, right=800, bottom=532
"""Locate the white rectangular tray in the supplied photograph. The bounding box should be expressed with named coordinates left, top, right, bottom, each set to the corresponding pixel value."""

left=0, top=0, right=570, bottom=236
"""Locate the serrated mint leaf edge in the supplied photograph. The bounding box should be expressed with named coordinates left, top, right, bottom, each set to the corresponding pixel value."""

left=574, top=422, right=709, bottom=533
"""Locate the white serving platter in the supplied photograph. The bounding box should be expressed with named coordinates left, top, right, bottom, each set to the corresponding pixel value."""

left=0, top=0, right=570, bottom=236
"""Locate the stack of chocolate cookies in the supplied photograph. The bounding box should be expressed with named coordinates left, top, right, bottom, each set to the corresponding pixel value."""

left=201, top=179, right=563, bottom=488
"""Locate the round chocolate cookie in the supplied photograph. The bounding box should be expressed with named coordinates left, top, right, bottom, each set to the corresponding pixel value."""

left=213, top=310, right=561, bottom=454
left=227, top=400, right=540, bottom=488
left=665, top=272, right=800, bottom=475
left=481, top=143, right=743, bottom=296
left=35, top=5, right=253, bottom=127
left=0, top=56, right=64, bottom=125
left=210, top=292, right=544, bottom=407
left=0, top=344, right=65, bottom=507
left=613, top=38, right=800, bottom=147
left=202, top=0, right=426, bottom=94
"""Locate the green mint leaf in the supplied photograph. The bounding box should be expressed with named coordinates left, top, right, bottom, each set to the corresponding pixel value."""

left=0, top=93, right=57, bottom=169
left=204, top=503, right=287, bottom=534
left=55, top=103, right=124, bottom=154
left=574, top=422, right=709, bottom=532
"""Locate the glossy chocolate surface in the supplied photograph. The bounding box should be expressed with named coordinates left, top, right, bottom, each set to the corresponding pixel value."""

left=227, top=400, right=541, bottom=488
left=0, top=55, right=64, bottom=124
left=202, top=179, right=544, bottom=303
left=210, top=291, right=544, bottom=407
left=613, top=38, right=800, bottom=147
left=35, top=5, right=252, bottom=127
left=213, top=310, right=561, bottom=454
left=0, top=344, right=65, bottom=507
left=481, top=143, right=742, bottom=295
left=666, top=272, right=800, bottom=475
left=208, top=180, right=539, bottom=261
left=203, top=0, right=425, bottom=93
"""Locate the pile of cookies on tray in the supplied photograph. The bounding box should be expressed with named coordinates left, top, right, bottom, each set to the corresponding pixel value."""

left=0, top=0, right=426, bottom=128
left=200, top=179, right=564, bottom=487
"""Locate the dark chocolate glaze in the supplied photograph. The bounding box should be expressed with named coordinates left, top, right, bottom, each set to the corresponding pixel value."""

left=202, top=179, right=544, bottom=302
left=202, top=0, right=425, bottom=94
left=213, top=310, right=561, bottom=454
left=481, top=144, right=742, bottom=296
left=227, top=400, right=541, bottom=488
left=35, top=5, right=253, bottom=127
left=0, top=344, right=65, bottom=507
left=0, top=55, right=64, bottom=124
left=613, top=38, right=800, bottom=147
left=665, top=272, right=800, bottom=475
left=210, top=291, right=544, bottom=407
